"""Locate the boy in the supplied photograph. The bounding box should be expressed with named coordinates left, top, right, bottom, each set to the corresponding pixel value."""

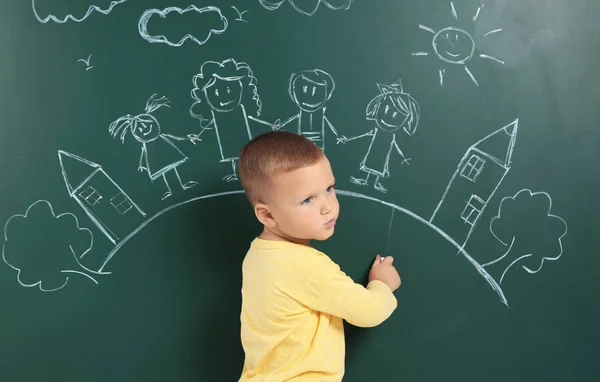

left=237, top=131, right=401, bottom=381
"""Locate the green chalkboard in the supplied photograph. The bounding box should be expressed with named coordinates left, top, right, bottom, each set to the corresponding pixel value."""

left=1, top=0, right=598, bottom=381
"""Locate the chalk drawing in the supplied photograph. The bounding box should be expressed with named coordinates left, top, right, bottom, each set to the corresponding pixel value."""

left=32, top=0, right=127, bottom=23
left=77, top=55, right=94, bottom=71
left=189, top=58, right=274, bottom=182
left=109, top=94, right=198, bottom=200
left=2, top=200, right=110, bottom=292
left=385, top=204, right=396, bottom=256
left=231, top=6, right=249, bottom=23
left=483, top=189, right=567, bottom=285
left=138, top=6, right=228, bottom=47
left=95, top=189, right=508, bottom=306
left=59, top=150, right=146, bottom=245
left=277, top=69, right=346, bottom=151
left=430, top=119, right=519, bottom=250
left=259, top=0, right=353, bottom=16
left=343, top=80, right=420, bottom=193
left=412, top=2, right=505, bottom=86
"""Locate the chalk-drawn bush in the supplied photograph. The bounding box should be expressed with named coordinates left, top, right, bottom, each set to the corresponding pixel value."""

left=2, top=200, right=98, bottom=292
left=483, top=189, right=567, bottom=285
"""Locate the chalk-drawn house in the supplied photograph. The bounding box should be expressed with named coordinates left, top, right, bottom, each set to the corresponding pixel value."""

left=429, top=119, right=518, bottom=248
left=58, top=150, right=146, bottom=245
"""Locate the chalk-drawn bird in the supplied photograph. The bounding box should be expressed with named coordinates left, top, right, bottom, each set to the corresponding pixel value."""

left=231, top=6, right=249, bottom=23
left=77, top=55, right=94, bottom=71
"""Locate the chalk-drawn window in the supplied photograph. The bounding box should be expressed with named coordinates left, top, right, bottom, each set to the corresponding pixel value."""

left=461, top=154, right=485, bottom=182
left=110, top=192, right=133, bottom=215
left=461, top=194, right=485, bottom=225
left=79, top=186, right=102, bottom=206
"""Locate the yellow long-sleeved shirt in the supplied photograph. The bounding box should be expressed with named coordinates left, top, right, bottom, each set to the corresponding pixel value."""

left=238, top=238, right=398, bottom=382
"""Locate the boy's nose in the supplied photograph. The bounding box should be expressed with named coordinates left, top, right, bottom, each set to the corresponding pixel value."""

left=321, top=200, right=333, bottom=214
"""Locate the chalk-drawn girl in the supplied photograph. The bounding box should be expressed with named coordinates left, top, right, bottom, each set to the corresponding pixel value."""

left=277, top=69, right=346, bottom=151
left=109, top=94, right=198, bottom=200
left=342, top=81, right=420, bottom=193
left=189, top=58, right=272, bottom=182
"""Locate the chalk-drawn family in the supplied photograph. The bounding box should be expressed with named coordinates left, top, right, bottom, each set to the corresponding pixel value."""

left=108, top=58, right=421, bottom=198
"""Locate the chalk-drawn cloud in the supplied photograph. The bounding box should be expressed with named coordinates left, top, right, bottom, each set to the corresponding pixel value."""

left=138, top=5, right=228, bottom=47
left=32, top=0, right=127, bottom=24
left=259, top=0, right=353, bottom=16
left=2, top=200, right=101, bottom=292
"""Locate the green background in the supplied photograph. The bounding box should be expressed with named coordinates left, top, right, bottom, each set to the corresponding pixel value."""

left=0, top=0, right=598, bottom=381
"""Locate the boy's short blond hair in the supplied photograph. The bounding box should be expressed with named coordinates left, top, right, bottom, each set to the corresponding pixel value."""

left=238, top=131, right=324, bottom=205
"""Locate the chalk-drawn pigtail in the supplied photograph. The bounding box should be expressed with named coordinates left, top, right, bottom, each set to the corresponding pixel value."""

left=145, top=93, right=171, bottom=114
left=108, top=115, right=134, bottom=144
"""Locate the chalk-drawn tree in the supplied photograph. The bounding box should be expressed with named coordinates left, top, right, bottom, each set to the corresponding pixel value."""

left=2, top=200, right=101, bottom=292
left=482, top=189, right=567, bottom=285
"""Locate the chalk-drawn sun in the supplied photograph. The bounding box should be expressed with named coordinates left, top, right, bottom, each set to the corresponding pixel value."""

left=412, top=2, right=504, bottom=87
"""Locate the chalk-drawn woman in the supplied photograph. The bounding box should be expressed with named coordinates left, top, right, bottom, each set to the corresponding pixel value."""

left=277, top=69, right=346, bottom=151
left=189, top=58, right=271, bottom=182
left=342, top=81, right=420, bottom=193
left=109, top=94, right=198, bottom=200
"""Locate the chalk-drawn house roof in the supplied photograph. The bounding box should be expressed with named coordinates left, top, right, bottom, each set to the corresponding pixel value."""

left=471, top=119, right=518, bottom=169
left=58, top=150, right=103, bottom=196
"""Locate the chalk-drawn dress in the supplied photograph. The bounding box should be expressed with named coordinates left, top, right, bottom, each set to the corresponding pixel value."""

left=359, top=128, right=396, bottom=178
left=212, top=106, right=252, bottom=161
left=142, top=135, right=187, bottom=180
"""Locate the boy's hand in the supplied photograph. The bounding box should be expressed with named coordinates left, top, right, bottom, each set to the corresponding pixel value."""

left=369, top=254, right=401, bottom=292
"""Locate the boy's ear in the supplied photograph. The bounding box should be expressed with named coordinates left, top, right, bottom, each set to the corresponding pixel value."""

left=254, top=203, right=277, bottom=228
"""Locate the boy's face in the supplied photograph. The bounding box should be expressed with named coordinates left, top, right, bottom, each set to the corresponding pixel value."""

left=259, top=156, right=339, bottom=244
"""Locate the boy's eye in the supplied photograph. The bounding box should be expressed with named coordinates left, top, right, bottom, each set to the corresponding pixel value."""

left=227, top=86, right=231, bottom=94
left=384, top=105, right=390, bottom=114
left=215, top=89, right=219, bottom=96
left=302, top=197, right=313, bottom=205
left=303, top=86, right=308, bottom=94
left=312, top=86, right=316, bottom=96
left=326, top=185, right=335, bottom=193
left=392, top=111, right=398, bottom=118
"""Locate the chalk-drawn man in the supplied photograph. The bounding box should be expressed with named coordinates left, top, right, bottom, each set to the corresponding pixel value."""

left=109, top=94, right=198, bottom=200
left=342, top=81, right=420, bottom=193
left=189, top=58, right=275, bottom=182
left=276, top=69, right=346, bottom=151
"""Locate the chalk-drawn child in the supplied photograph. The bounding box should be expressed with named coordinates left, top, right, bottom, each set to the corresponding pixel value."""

left=109, top=94, right=198, bottom=200
left=276, top=69, right=346, bottom=151
left=237, top=131, right=400, bottom=381
left=343, top=81, right=420, bottom=193
left=189, top=58, right=275, bottom=182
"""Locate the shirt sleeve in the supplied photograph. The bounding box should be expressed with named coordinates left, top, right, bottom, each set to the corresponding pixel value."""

left=280, top=250, right=398, bottom=328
